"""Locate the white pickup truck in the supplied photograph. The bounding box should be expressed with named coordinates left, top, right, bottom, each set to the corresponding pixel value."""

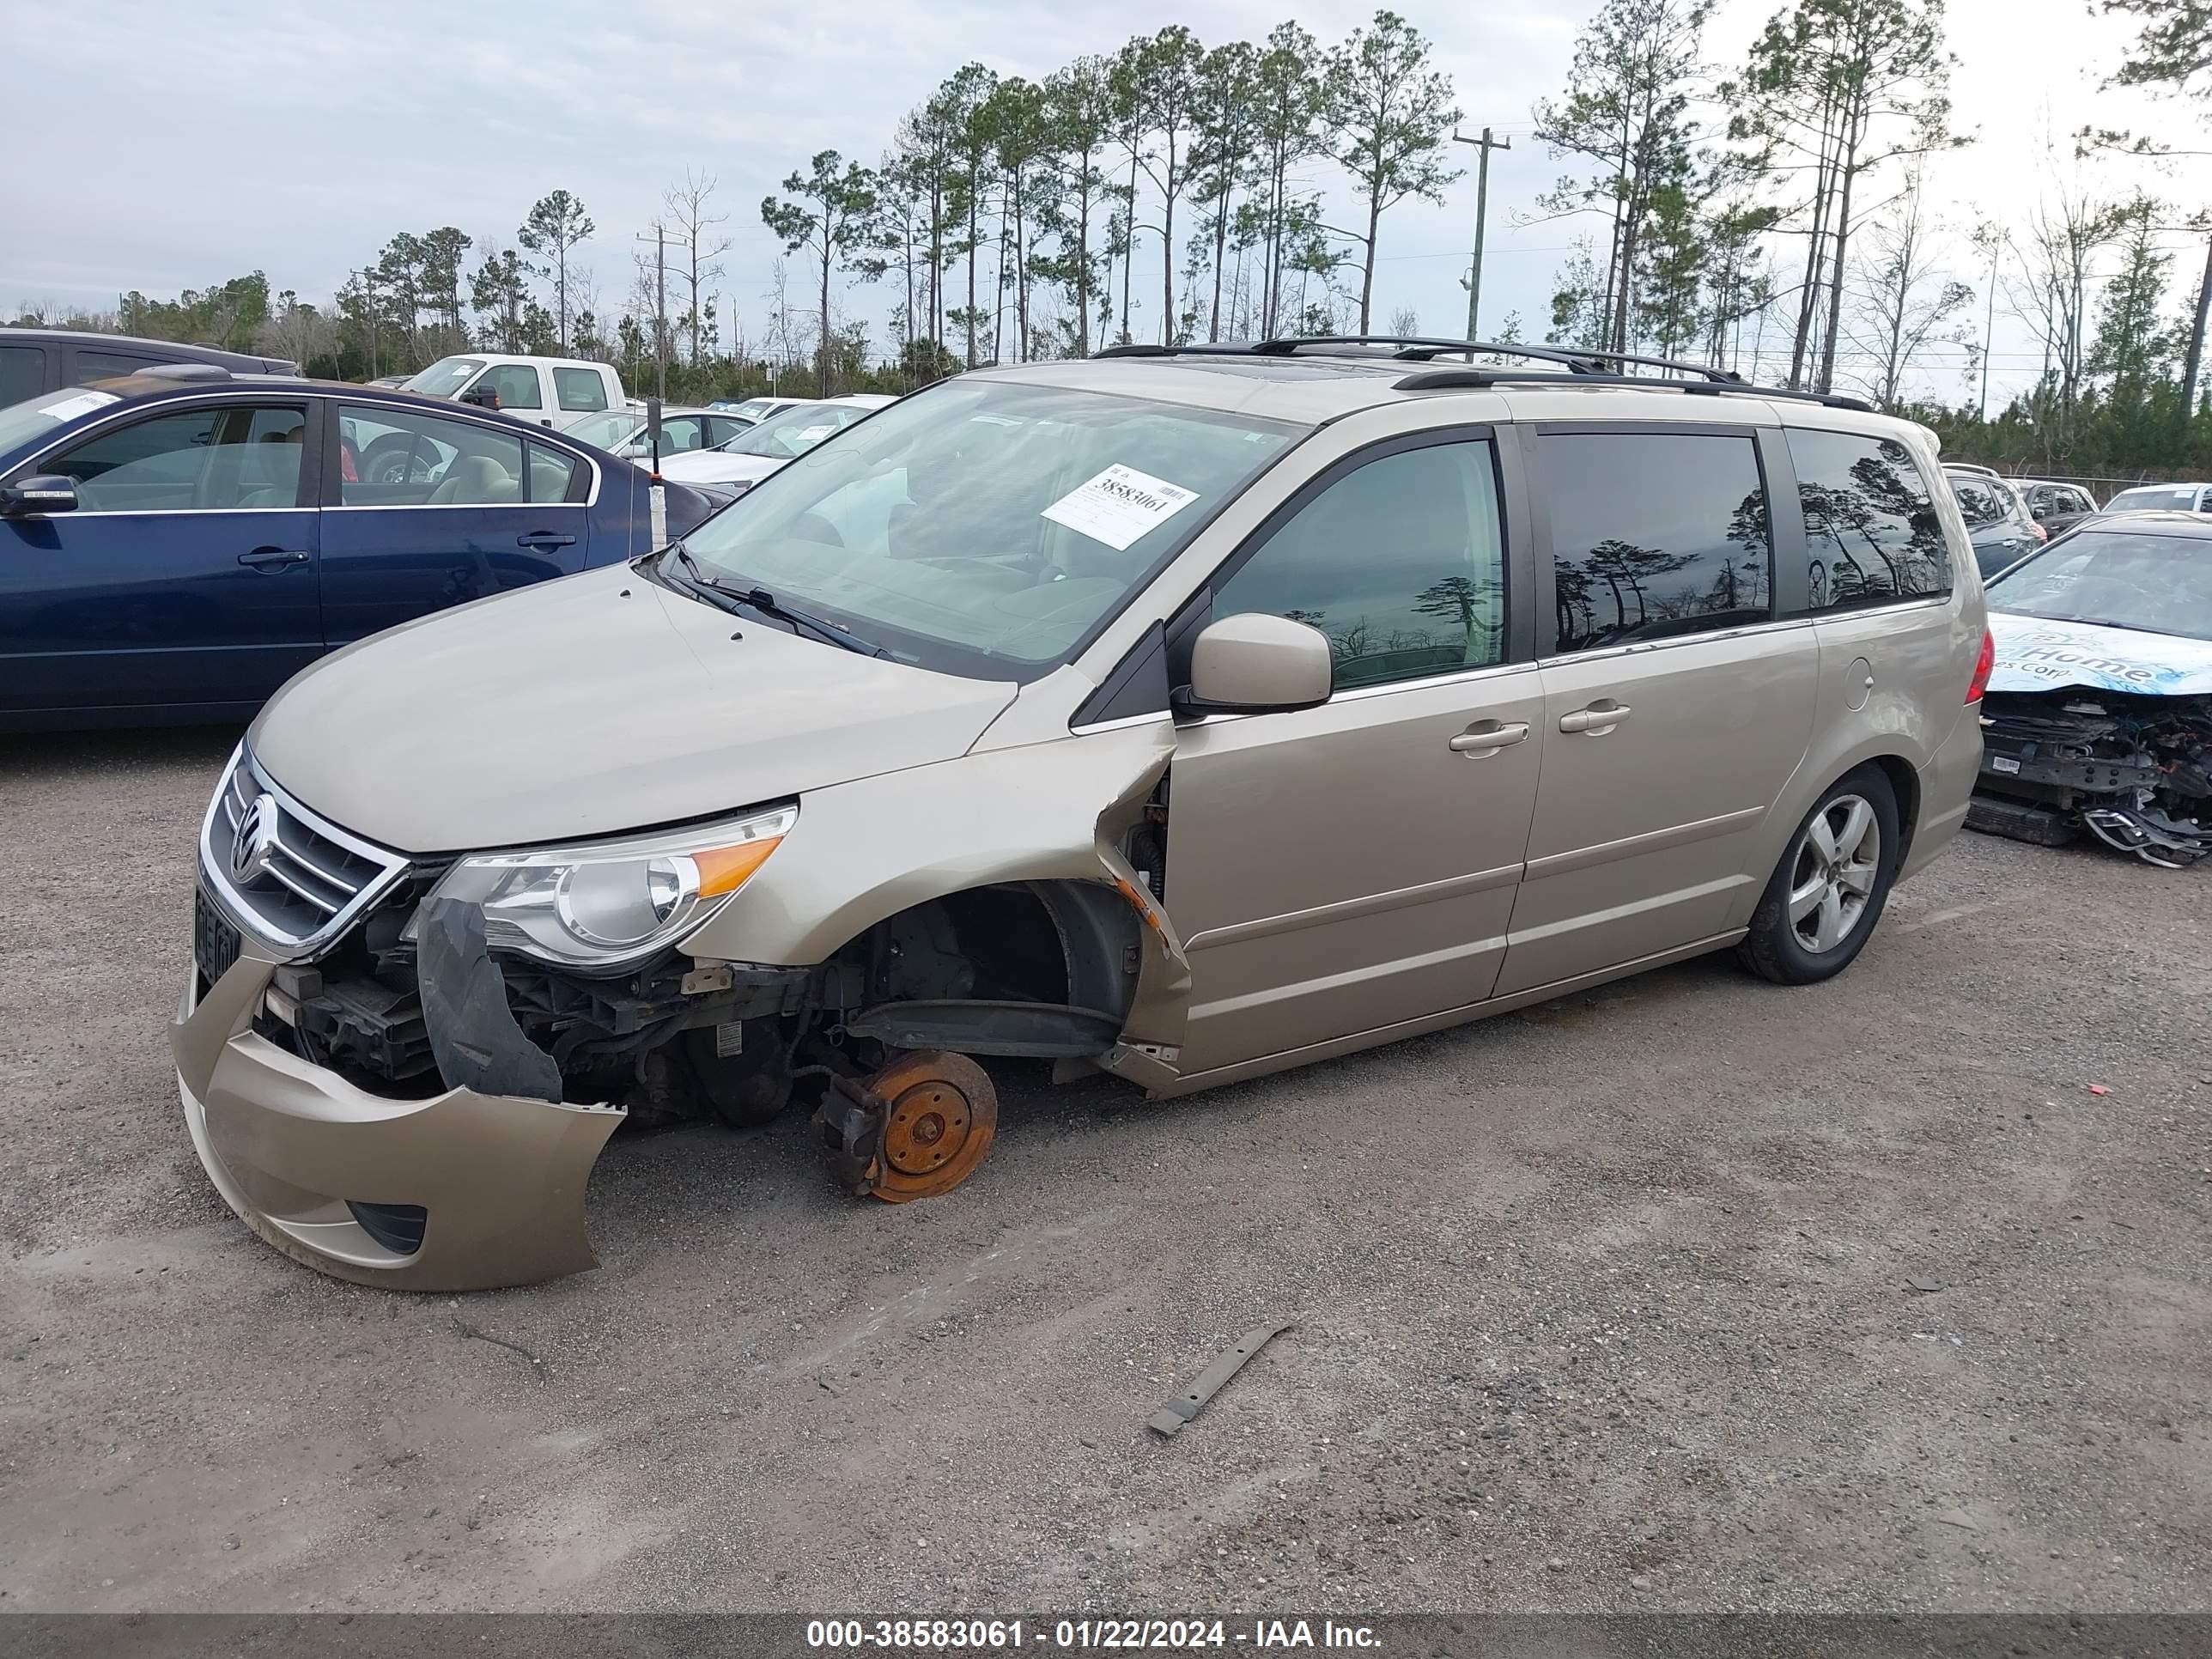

left=399, top=355, right=626, bottom=429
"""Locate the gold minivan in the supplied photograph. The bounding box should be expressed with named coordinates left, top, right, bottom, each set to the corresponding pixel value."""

left=174, top=341, right=1990, bottom=1289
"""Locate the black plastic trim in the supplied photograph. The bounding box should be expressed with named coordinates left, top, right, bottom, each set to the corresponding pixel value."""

left=1073, top=619, right=1171, bottom=726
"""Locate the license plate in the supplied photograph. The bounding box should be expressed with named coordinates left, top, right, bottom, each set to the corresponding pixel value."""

left=194, top=890, right=242, bottom=986
left=1990, top=755, right=2022, bottom=775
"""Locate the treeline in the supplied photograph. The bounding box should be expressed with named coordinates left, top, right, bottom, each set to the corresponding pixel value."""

left=13, top=0, right=2211, bottom=478
left=1529, top=0, right=2212, bottom=480
left=759, top=9, right=1462, bottom=383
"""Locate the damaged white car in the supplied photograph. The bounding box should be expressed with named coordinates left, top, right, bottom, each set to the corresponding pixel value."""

left=1969, top=511, right=2212, bottom=866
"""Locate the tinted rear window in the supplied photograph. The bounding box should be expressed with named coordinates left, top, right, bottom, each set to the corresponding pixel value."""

left=1540, top=430, right=1772, bottom=653
left=0, top=344, right=46, bottom=404
left=73, top=349, right=159, bottom=385
left=1789, top=428, right=1950, bottom=613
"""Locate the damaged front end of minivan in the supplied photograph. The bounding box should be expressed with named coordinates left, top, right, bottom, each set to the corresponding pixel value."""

left=174, top=728, right=1190, bottom=1291
left=1969, top=688, right=2212, bottom=866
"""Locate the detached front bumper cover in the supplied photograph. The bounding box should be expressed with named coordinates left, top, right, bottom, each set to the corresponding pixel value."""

left=172, top=948, right=624, bottom=1291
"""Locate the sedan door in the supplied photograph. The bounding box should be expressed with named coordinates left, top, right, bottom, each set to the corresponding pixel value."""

left=318, top=402, right=594, bottom=646
left=1495, top=424, right=1814, bottom=997
left=1160, top=433, right=1543, bottom=1077
left=0, top=398, right=322, bottom=719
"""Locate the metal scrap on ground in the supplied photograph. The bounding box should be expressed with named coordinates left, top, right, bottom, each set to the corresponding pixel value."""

left=1146, top=1320, right=1295, bottom=1437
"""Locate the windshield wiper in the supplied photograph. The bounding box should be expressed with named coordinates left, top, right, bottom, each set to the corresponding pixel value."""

left=732, top=586, right=888, bottom=657
left=655, top=544, right=885, bottom=656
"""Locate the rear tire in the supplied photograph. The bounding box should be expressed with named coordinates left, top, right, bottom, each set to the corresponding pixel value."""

left=1737, top=764, right=1901, bottom=986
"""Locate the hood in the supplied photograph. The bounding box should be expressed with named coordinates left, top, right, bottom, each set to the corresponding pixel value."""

left=1987, top=609, right=2212, bottom=697
left=659, top=451, right=784, bottom=486
left=250, top=563, right=1018, bottom=854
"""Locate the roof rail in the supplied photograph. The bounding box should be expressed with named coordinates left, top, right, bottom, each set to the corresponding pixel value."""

left=1091, top=334, right=1869, bottom=410
left=1246, top=334, right=1751, bottom=385
left=1391, top=365, right=1874, bottom=413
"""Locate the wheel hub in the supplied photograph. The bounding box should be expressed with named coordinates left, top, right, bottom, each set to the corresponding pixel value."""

left=1787, top=793, right=1881, bottom=955
left=860, top=1050, right=999, bottom=1202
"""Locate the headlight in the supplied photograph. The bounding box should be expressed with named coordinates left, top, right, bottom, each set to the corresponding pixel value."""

left=410, top=804, right=795, bottom=969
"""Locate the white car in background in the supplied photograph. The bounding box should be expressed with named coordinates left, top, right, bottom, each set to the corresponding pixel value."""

left=707, top=394, right=817, bottom=425
left=659, top=395, right=895, bottom=489
left=400, top=354, right=627, bottom=430
left=559, top=405, right=757, bottom=461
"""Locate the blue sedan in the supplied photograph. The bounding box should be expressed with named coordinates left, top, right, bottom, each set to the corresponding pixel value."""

left=0, top=368, right=726, bottom=728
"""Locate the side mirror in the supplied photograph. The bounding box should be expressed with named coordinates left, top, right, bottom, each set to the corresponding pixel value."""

left=0, top=475, right=79, bottom=517
left=1178, top=611, right=1334, bottom=717
left=458, top=381, right=501, bottom=410
left=2031, top=504, right=2047, bottom=520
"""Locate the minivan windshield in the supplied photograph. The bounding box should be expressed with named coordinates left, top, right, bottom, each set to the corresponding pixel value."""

left=401, top=357, right=483, bottom=398
left=676, top=378, right=1302, bottom=678
left=1986, top=527, right=2212, bottom=641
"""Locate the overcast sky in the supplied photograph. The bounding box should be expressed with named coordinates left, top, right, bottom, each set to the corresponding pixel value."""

left=3, top=0, right=2205, bottom=404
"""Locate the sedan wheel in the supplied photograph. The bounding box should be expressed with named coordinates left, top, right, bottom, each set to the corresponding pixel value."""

left=1786, top=794, right=1881, bottom=954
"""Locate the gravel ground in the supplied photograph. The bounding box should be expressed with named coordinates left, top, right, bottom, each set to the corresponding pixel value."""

left=0, top=726, right=2207, bottom=1615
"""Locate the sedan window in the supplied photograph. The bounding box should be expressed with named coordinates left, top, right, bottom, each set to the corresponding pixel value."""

left=337, top=405, right=525, bottom=506
left=50, top=404, right=307, bottom=512
left=526, top=442, right=582, bottom=502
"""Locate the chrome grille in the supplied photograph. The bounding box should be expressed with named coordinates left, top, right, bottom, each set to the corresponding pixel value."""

left=198, top=746, right=411, bottom=959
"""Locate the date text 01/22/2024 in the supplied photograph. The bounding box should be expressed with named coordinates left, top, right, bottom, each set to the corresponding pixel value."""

left=804, top=1619, right=1383, bottom=1650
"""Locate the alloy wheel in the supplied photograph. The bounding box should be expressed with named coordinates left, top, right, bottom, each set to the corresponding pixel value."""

left=1787, top=793, right=1881, bottom=954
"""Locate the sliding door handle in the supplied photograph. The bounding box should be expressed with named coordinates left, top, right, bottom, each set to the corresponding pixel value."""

left=1558, top=701, right=1632, bottom=734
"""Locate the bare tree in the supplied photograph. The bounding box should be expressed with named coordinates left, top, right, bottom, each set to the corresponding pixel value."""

left=663, top=169, right=732, bottom=365
left=256, top=289, right=337, bottom=368
left=2007, top=171, right=2124, bottom=463
left=1840, top=165, right=1971, bottom=408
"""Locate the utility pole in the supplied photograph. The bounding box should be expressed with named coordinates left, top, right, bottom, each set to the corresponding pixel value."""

left=635, top=224, right=669, bottom=399
left=1452, top=128, right=1511, bottom=342
left=363, top=269, right=379, bottom=380
left=1977, top=227, right=2006, bottom=422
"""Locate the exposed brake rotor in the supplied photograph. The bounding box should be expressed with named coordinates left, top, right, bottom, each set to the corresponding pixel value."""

left=868, top=1050, right=999, bottom=1201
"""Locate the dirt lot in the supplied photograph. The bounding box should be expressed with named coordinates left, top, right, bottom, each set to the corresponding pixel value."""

left=0, top=726, right=2207, bottom=1615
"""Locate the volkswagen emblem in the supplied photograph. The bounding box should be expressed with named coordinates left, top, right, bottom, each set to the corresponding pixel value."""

left=230, top=793, right=280, bottom=884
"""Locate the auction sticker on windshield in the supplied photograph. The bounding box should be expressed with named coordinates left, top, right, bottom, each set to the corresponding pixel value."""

left=39, top=390, right=120, bottom=422
left=1042, top=464, right=1199, bottom=550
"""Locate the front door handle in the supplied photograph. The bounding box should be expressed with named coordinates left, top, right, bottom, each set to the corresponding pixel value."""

left=1449, top=720, right=1530, bottom=755
left=1558, top=701, right=1632, bottom=734
left=517, top=531, right=577, bottom=550
left=237, top=547, right=310, bottom=570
